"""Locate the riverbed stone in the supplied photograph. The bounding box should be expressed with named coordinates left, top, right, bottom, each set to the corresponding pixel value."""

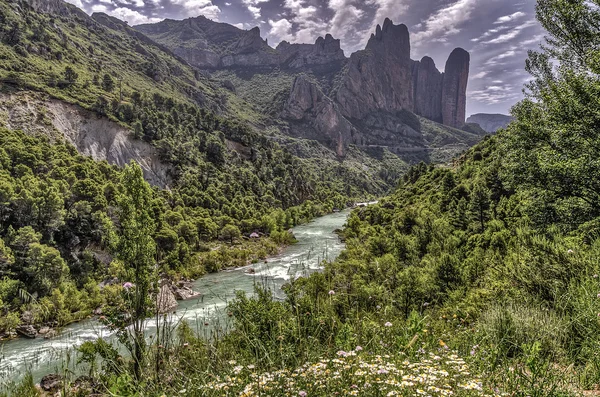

left=157, top=284, right=177, bottom=313
left=40, top=374, right=63, bottom=392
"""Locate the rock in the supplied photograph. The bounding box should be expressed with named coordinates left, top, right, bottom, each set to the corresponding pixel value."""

left=413, top=56, right=443, bottom=123
left=16, top=325, right=37, bottom=338
left=282, top=76, right=357, bottom=157
left=38, top=326, right=50, bottom=335
left=44, top=329, right=58, bottom=339
left=156, top=284, right=177, bottom=313
left=174, top=286, right=201, bottom=301
left=277, top=34, right=345, bottom=69
left=21, top=310, right=34, bottom=324
left=442, top=48, right=470, bottom=128
left=40, top=374, right=63, bottom=392
left=245, top=268, right=256, bottom=274
left=93, top=307, right=103, bottom=315
left=336, top=19, right=413, bottom=121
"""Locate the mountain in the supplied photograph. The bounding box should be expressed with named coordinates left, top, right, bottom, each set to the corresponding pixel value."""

left=136, top=17, right=473, bottom=160
left=466, top=113, right=514, bottom=133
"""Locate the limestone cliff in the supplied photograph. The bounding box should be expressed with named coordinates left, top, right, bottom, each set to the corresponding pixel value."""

left=282, top=76, right=357, bottom=157
left=442, top=48, right=470, bottom=128
left=336, top=19, right=413, bottom=120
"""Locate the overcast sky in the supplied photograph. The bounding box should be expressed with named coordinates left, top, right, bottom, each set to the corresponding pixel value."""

left=65, top=0, right=544, bottom=116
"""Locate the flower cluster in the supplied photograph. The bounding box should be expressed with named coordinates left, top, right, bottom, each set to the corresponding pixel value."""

left=197, top=348, right=505, bottom=396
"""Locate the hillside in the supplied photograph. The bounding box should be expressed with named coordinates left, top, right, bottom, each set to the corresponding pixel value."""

left=466, top=113, right=514, bottom=133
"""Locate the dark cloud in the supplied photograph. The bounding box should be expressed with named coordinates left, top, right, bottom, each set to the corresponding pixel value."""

left=66, top=0, right=544, bottom=115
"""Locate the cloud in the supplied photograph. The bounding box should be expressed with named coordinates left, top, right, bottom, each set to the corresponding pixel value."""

left=493, top=11, right=526, bottom=24
left=328, top=0, right=365, bottom=48
left=266, top=0, right=328, bottom=45
left=170, top=0, right=221, bottom=20
left=242, top=0, right=270, bottom=19
left=412, top=0, right=479, bottom=47
left=269, top=18, right=293, bottom=41
left=109, top=7, right=162, bottom=24
left=482, top=20, right=536, bottom=44
left=64, top=0, right=84, bottom=7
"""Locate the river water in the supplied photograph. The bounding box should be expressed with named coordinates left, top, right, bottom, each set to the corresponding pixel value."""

left=0, top=209, right=350, bottom=384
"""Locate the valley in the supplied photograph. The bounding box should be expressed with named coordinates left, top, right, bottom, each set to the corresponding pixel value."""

left=1, top=0, right=598, bottom=396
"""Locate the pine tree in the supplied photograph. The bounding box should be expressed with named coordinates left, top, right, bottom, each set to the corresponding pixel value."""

left=469, top=182, right=491, bottom=233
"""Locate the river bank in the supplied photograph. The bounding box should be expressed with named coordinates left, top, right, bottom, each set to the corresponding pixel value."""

left=0, top=209, right=352, bottom=384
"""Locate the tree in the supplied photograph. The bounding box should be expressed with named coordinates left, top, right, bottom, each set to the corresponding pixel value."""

left=503, top=0, right=600, bottom=223
left=220, top=224, right=241, bottom=245
left=469, top=182, right=491, bottom=233
left=111, top=161, right=157, bottom=380
left=64, top=66, right=78, bottom=85
left=102, top=73, right=115, bottom=92
left=24, top=243, right=68, bottom=297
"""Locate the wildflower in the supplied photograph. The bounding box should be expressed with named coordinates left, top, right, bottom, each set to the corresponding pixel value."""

left=376, top=305, right=381, bottom=310
left=299, top=391, right=307, bottom=397
left=337, top=350, right=348, bottom=357
left=123, top=282, right=134, bottom=289
left=597, top=293, right=600, bottom=298
left=247, top=364, right=255, bottom=369
left=228, top=360, right=237, bottom=365
left=355, top=346, right=363, bottom=351
left=384, top=322, right=392, bottom=327
left=329, top=290, right=335, bottom=295
left=567, top=249, right=574, bottom=254
left=594, top=274, right=599, bottom=278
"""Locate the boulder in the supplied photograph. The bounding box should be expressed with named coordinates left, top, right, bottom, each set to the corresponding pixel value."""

left=40, top=374, right=63, bottom=392
left=16, top=325, right=37, bottom=338
left=156, top=284, right=177, bottom=313
left=38, top=326, right=50, bottom=335
left=44, top=329, right=58, bottom=339
left=174, top=286, right=201, bottom=301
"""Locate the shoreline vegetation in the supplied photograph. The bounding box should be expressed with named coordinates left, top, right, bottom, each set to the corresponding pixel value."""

left=0, top=203, right=368, bottom=344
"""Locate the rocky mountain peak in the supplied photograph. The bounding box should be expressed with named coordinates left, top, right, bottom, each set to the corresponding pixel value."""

left=367, top=19, right=410, bottom=59
left=442, top=48, right=470, bottom=128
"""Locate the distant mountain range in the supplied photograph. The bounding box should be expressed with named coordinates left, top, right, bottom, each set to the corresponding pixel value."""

left=134, top=16, right=477, bottom=160
left=466, top=113, right=514, bottom=133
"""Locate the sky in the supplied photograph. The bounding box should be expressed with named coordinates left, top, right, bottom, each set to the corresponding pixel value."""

left=65, top=0, right=545, bottom=116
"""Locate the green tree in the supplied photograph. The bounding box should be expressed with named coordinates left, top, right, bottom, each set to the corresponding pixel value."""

left=220, top=224, right=241, bottom=245
left=503, top=0, right=600, bottom=223
left=102, top=73, right=115, bottom=92
left=24, top=243, right=69, bottom=296
left=469, top=182, right=491, bottom=233
left=112, top=161, right=157, bottom=379
left=63, top=66, right=78, bottom=85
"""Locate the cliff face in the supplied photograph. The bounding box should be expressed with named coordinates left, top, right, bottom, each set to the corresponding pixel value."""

left=335, top=19, right=413, bottom=120
left=282, top=19, right=470, bottom=155
left=282, top=76, right=357, bottom=157
left=277, top=34, right=346, bottom=69
left=442, top=48, right=470, bottom=128
left=413, top=57, right=443, bottom=123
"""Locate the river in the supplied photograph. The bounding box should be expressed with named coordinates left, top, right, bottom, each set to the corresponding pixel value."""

left=0, top=209, right=351, bottom=384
